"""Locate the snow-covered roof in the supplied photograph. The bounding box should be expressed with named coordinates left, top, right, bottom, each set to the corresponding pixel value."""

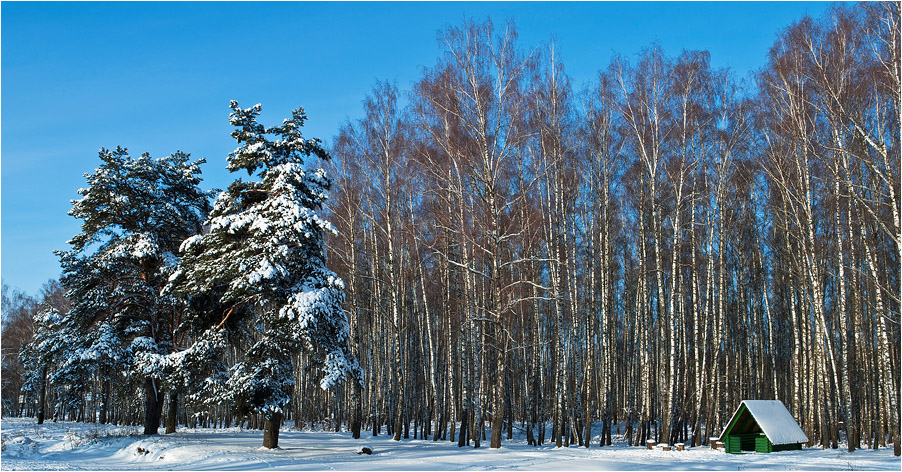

left=720, top=400, right=809, bottom=446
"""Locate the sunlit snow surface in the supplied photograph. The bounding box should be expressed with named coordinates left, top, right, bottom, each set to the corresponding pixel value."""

left=2, top=417, right=898, bottom=470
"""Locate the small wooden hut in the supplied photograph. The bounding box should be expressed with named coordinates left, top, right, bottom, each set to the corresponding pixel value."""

left=719, top=400, right=808, bottom=453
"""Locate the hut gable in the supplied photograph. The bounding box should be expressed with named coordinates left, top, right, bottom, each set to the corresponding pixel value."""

left=720, top=400, right=808, bottom=452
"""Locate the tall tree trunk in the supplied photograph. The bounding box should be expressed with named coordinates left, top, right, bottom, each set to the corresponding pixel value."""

left=263, top=412, right=282, bottom=449
left=143, top=376, right=163, bottom=435
left=663, top=176, right=684, bottom=446
left=490, top=352, right=507, bottom=448
left=36, top=371, right=47, bottom=425
left=166, top=389, right=178, bottom=434
left=389, top=219, right=405, bottom=442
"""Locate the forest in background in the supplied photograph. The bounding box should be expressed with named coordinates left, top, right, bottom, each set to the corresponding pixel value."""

left=2, top=2, right=899, bottom=456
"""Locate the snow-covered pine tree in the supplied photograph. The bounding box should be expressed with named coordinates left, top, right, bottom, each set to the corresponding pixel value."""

left=20, top=308, right=64, bottom=424
left=166, top=101, right=361, bottom=449
left=54, top=147, right=210, bottom=434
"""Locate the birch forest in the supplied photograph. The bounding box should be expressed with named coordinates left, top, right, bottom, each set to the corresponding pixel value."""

left=3, top=1, right=899, bottom=457
left=323, top=3, right=900, bottom=454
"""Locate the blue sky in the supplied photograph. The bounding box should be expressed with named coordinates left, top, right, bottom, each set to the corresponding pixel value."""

left=1, top=1, right=830, bottom=295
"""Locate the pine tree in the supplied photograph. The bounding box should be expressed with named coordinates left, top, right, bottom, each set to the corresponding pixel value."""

left=166, top=101, right=361, bottom=449
left=20, top=308, right=62, bottom=424
left=54, top=147, right=210, bottom=434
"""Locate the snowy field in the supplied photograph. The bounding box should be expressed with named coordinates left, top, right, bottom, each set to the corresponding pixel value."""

left=1, top=417, right=899, bottom=471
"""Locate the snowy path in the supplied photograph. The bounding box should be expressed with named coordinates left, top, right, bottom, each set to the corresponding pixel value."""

left=2, top=418, right=898, bottom=470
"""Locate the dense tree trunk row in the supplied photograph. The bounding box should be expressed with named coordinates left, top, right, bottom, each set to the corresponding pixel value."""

left=324, top=5, right=899, bottom=454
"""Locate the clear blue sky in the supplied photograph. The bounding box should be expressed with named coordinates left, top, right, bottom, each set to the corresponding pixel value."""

left=2, top=1, right=830, bottom=296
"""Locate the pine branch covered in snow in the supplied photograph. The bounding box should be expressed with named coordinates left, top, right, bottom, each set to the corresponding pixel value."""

left=166, top=101, right=360, bottom=421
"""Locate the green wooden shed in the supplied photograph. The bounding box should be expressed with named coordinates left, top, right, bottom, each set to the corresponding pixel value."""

left=719, top=400, right=808, bottom=453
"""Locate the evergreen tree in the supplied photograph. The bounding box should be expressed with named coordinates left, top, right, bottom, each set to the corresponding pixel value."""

left=54, top=147, right=210, bottom=434
left=21, top=307, right=64, bottom=424
left=166, top=101, right=360, bottom=449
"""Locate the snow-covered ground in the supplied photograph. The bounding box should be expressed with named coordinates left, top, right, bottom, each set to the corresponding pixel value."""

left=1, top=417, right=898, bottom=470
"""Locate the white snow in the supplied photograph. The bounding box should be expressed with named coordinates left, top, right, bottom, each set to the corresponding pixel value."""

left=722, top=400, right=809, bottom=446
left=2, top=417, right=898, bottom=471
left=247, top=142, right=266, bottom=154
left=161, top=251, right=180, bottom=269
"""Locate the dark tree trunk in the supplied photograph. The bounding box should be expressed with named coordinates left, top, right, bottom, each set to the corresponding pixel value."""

left=490, top=358, right=506, bottom=448
left=350, top=382, right=362, bottom=439
left=36, top=373, right=47, bottom=425
left=166, top=389, right=179, bottom=434
left=143, top=377, right=163, bottom=435
left=99, top=380, right=110, bottom=424
left=457, top=408, right=468, bottom=447
left=263, top=412, right=282, bottom=449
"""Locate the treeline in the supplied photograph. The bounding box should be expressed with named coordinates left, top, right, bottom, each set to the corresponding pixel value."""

left=2, top=2, right=899, bottom=456
left=1, top=282, right=69, bottom=418
left=322, top=2, right=899, bottom=454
